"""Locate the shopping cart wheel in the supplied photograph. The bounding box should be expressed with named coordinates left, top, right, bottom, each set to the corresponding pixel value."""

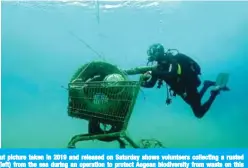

left=88, top=119, right=122, bottom=142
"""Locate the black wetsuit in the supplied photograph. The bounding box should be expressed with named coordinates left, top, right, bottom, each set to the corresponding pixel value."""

left=142, top=53, right=219, bottom=118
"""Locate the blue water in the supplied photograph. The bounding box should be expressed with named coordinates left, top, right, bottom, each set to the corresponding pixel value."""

left=2, top=1, right=248, bottom=148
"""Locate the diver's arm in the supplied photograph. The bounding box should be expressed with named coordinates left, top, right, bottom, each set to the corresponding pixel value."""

left=141, top=75, right=158, bottom=88
left=152, top=62, right=178, bottom=77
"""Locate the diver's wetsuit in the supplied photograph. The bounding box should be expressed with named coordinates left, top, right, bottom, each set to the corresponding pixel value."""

left=142, top=53, right=219, bottom=118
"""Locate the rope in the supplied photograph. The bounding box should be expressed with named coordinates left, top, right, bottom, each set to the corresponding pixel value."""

left=67, top=31, right=105, bottom=61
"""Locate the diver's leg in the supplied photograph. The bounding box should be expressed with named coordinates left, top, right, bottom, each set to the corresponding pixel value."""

left=200, top=74, right=231, bottom=112
left=199, top=80, right=216, bottom=98
left=191, top=87, right=229, bottom=118
left=200, top=72, right=230, bottom=98
left=182, top=88, right=206, bottom=119
left=200, top=90, right=220, bottom=114
left=183, top=80, right=229, bottom=118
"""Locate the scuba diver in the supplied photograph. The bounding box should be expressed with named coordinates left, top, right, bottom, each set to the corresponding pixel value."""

left=140, top=43, right=230, bottom=118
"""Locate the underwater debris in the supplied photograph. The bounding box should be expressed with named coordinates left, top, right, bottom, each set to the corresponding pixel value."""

left=67, top=61, right=140, bottom=148
left=139, top=138, right=165, bottom=148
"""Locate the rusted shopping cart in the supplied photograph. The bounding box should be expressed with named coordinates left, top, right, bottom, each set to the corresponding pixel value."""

left=67, top=61, right=141, bottom=148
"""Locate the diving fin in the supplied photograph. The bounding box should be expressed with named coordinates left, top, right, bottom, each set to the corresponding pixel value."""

left=214, top=73, right=230, bottom=91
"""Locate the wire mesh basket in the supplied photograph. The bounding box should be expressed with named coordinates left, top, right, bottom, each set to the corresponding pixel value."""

left=67, top=80, right=140, bottom=125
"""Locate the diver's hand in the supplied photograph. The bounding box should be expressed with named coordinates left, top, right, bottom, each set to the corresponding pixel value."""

left=140, top=71, right=152, bottom=82
left=140, top=71, right=152, bottom=86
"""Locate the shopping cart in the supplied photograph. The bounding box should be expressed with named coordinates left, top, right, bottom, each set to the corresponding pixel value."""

left=67, top=61, right=141, bottom=148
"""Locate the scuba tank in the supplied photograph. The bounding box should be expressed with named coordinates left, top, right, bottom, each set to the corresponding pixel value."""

left=165, top=49, right=201, bottom=76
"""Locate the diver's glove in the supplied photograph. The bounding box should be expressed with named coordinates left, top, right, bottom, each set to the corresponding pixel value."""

left=140, top=71, right=152, bottom=86
left=140, top=71, right=152, bottom=81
